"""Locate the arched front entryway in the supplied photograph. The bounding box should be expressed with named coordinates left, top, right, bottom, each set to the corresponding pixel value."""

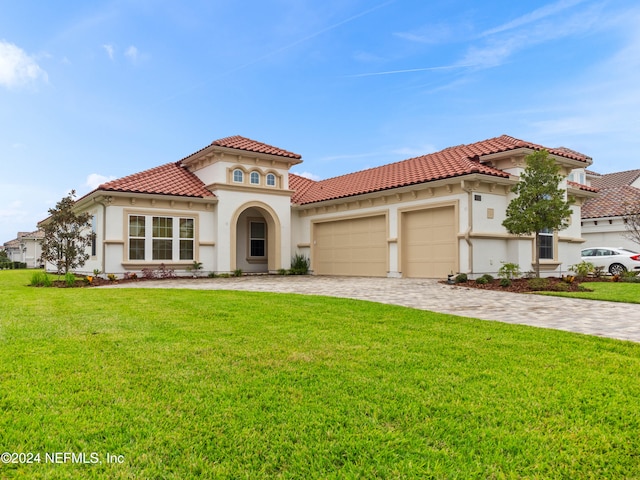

left=230, top=202, right=281, bottom=273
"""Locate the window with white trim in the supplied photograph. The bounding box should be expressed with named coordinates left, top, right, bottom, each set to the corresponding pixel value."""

left=129, top=215, right=146, bottom=260
left=233, top=169, right=244, bottom=183
left=539, top=228, right=554, bottom=260
left=250, top=171, right=260, bottom=185
left=266, top=173, right=276, bottom=187
left=128, top=215, right=195, bottom=261
left=249, top=221, right=266, bottom=258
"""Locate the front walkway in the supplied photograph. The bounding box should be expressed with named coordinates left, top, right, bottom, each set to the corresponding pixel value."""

left=105, top=276, right=640, bottom=343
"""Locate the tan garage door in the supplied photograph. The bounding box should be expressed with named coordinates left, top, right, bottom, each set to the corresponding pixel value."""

left=402, top=206, right=457, bottom=278
left=314, top=215, right=387, bottom=276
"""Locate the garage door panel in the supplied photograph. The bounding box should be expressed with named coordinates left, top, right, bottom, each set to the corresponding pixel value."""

left=314, top=216, right=387, bottom=277
left=402, top=206, right=456, bottom=278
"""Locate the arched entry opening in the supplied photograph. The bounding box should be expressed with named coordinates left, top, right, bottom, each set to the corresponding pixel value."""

left=230, top=202, right=281, bottom=273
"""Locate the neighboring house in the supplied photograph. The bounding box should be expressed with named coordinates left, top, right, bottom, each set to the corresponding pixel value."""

left=581, top=169, right=640, bottom=251
left=3, top=230, right=44, bottom=268
left=41, top=134, right=597, bottom=279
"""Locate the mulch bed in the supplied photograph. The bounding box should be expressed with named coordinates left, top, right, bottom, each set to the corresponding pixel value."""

left=448, top=277, right=596, bottom=293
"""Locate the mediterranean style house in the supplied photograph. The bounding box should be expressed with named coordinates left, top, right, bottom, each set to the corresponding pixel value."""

left=43, top=134, right=598, bottom=279
left=3, top=230, right=44, bottom=268
left=581, top=169, right=640, bottom=251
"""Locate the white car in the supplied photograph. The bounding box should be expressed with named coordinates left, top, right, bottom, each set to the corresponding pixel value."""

left=581, top=247, right=640, bottom=275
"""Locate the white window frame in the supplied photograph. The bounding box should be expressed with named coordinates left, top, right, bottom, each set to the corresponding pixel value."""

left=250, top=171, right=260, bottom=185
left=127, top=215, right=195, bottom=262
left=266, top=173, right=276, bottom=187
left=233, top=169, right=244, bottom=183
left=538, top=228, right=554, bottom=260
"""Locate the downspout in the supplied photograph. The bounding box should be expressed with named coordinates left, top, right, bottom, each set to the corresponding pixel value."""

left=461, top=180, right=474, bottom=275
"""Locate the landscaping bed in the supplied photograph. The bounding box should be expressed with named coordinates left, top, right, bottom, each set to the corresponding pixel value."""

left=449, top=276, right=593, bottom=293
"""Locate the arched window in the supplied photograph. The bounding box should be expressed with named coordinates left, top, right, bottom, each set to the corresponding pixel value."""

left=266, top=173, right=276, bottom=187
left=233, top=169, right=243, bottom=183
left=250, top=171, right=260, bottom=185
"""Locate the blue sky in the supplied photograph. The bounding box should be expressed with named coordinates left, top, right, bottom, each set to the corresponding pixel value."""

left=1, top=0, right=639, bottom=243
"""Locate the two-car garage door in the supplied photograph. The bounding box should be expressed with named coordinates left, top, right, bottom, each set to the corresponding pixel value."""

left=313, top=215, right=387, bottom=277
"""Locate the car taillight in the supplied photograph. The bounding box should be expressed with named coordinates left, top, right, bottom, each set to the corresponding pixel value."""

left=631, top=255, right=640, bottom=261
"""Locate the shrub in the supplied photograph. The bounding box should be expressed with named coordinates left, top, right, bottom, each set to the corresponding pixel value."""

left=475, top=277, right=488, bottom=285
left=64, top=272, right=77, bottom=288
left=527, top=278, right=550, bottom=291
left=158, top=263, right=176, bottom=279
left=290, top=253, right=310, bottom=275
left=620, top=271, right=640, bottom=283
left=499, top=278, right=512, bottom=288
left=107, top=273, right=117, bottom=282
left=552, top=282, right=571, bottom=292
left=498, top=262, right=521, bottom=280
left=277, top=268, right=288, bottom=275
left=479, top=274, right=494, bottom=283
left=571, top=261, right=594, bottom=280
left=141, top=268, right=157, bottom=279
left=232, top=269, right=243, bottom=277
left=30, top=271, right=52, bottom=287
left=207, top=272, right=218, bottom=278
left=454, top=273, right=468, bottom=283
left=593, top=266, right=606, bottom=278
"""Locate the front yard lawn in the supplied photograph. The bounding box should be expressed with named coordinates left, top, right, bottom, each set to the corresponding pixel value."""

left=2, top=270, right=640, bottom=478
left=539, top=281, right=640, bottom=303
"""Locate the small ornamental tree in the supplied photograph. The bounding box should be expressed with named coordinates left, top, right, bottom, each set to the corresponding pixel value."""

left=622, top=201, right=640, bottom=248
left=40, top=190, right=92, bottom=274
left=502, top=150, right=573, bottom=278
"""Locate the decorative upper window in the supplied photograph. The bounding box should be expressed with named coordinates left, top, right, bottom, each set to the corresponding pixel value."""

left=233, top=169, right=244, bottom=183
left=250, top=171, right=260, bottom=185
left=266, top=173, right=276, bottom=187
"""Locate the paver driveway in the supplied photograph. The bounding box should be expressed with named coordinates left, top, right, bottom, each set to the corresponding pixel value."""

left=106, top=276, right=640, bottom=343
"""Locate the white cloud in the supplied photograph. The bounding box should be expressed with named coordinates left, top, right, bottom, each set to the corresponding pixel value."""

left=102, top=44, right=115, bottom=60
left=0, top=40, right=48, bottom=88
left=124, top=45, right=138, bottom=62
left=292, top=171, right=322, bottom=181
left=86, top=173, right=116, bottom=190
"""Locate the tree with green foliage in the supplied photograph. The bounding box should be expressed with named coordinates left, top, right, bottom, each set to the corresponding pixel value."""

left=39, top=190, right=92, bottom=274
left=502, top=150, right=574, bottom=278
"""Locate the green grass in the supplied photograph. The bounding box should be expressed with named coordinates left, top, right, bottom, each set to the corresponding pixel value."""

left=1, top=270, right=640, bottom=479
left=540, top=281, right=640, bottom=303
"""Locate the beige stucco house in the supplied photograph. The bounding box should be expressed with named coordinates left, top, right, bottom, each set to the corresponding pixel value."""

left=3, top=230, right=44, bottom=268
left=48, top=134, right=598, bottom=279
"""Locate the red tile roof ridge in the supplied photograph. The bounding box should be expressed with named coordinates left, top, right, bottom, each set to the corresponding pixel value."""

left=211, top=135, right=302, bottom=159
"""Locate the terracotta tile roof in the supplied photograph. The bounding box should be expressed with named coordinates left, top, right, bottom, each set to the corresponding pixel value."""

left=211, top=135, right=302, bottom=159
left=567, top=180, right=598, bottom=193
left=582, top=185, right=640, bottom=219
left=98, top=162, right=214, bottom=198
left=291, top=135, right=590, bottom=205
left=591, top=169, right=640, bottom=189
left=289, top=174, right=318, bottom=204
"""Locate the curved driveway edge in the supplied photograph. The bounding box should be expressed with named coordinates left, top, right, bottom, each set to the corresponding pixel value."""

left=104, top=276, right=640, bottom=343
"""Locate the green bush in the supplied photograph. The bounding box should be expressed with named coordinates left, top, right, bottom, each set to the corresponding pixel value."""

left=498, top=262, right=521, bottom=280
left=290, top=253, right=310, bottom=275
left=64, top=272, right=77, bottom=288
left=29, top=271, right=52, bottom=287
left=454, top=273, right=468, bottom=283
left=479, top=274, right=494, bottom=283
left=475, top=277, right=488, bottom=285
left=499, top=278, right=512, bottom=288
left=527, top=278, right=550, bottom=291
left=232, top=269, right=243, bottom=277
left=277, top=268, right=288, bottom=275
left=571, top=261, right=595, bottom=280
